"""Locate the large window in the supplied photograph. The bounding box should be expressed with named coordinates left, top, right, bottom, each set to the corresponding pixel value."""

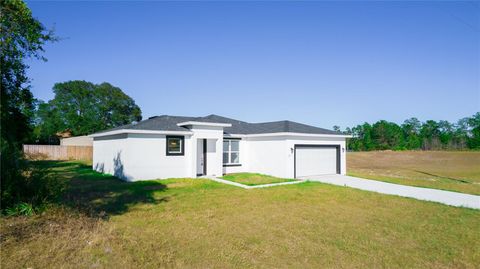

left=166, top=136, right=184, bottom=156
left=223, top=139, right=240, bottom=165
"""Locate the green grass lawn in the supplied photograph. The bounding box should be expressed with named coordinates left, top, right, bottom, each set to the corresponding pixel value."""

left=221, top=172, right=297, bottom=186
left=348, top=151, right=480, bottom=195
left=1, top=161, right=479, bottom=268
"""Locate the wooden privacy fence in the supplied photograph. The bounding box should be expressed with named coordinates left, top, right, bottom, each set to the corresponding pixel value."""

left=23, top=144, right=93, bottom=161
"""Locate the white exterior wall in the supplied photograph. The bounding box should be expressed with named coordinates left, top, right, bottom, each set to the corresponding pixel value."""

left=125, top=134, right=192, bottom=180
left=93, top=133, right=192, bottom=181
left=93, top=134, right=130, bottom=179
left=244, top=137, right=289, bottom=178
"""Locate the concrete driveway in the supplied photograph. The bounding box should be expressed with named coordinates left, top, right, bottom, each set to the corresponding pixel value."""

left=300, top=174, right=480, bottom=209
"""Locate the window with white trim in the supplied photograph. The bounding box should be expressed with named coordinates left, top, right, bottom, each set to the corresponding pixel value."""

left=223, top=139, right=240, bottom=164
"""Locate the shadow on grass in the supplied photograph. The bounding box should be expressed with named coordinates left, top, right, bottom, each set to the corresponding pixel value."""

left=413, top=170, right=471, bottom=184
left=35, top=161, right=169, bottom=219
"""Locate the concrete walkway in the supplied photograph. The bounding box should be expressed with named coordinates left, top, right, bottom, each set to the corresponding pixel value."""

left=204, top=176, right=304, bottom=189
left=301, top=174, right=480, bottom=209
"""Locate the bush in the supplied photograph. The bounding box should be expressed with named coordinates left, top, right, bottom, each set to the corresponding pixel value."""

left=1, top=149, right=66, bottom=215
left=5, top=202, right=34, bottom=216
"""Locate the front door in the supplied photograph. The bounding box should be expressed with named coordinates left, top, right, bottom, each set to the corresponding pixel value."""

left=196, top=139, right=207, bottom=176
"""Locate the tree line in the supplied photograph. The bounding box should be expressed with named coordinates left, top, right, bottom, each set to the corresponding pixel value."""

left=333, top=114, right=480, bottom=151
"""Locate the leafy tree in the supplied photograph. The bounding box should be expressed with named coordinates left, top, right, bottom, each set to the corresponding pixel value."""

left=34, top=101, right=65, bottom=144
left=346, top=125, right=361, bottom=151
left=467, top=112, right=480, bottom=149
left=371, top=120, right=404, bottom=150
left=438, top=120, right=454, bottom=147
left=347, top=123, right=374, bottom=151
left=344, top=127, right=352, bottom=135
left=450, top=117, right=469, bottom=149
left=401, top=118, right=422, bottom=149
left=35, top=80, right=142, bottom=141
left=1, top=0, right=54, bottom=148
left=361, top=123, right=374, bottom=150
left=420, top=120, right=441, bottom=150
left=1, top=0, right=57, bottom=211
left=95, top=82, right=142, bottom=130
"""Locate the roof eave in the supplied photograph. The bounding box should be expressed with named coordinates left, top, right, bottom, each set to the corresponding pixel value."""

left=226, top=132, right=352, bottom=138
left=89, top=129, right=193, bottom=138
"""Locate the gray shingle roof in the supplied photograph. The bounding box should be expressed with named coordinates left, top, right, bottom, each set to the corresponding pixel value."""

left=95, top=114, right=341, bottom=135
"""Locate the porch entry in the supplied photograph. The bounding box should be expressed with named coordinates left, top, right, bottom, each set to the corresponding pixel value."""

left=196, top=139, right=207, bottom=176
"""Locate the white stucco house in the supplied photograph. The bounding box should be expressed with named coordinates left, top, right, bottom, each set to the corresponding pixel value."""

left=90, top=114, right=351, bottom=181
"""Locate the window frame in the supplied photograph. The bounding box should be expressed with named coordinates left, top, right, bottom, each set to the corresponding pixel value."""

left=166, top=135, right=185, bottom=156
left=223, top=138, right=241, bottom=166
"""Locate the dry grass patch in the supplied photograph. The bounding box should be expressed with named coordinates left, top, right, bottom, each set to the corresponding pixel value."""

left=348, top=151, right=480, bottom=195
left=1, top=161, right=479, bottom=268
left=0, top=207, right=116, bottom=268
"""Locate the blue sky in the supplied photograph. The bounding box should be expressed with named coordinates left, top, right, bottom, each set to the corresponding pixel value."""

left=26, top=1, right=479, bottom=130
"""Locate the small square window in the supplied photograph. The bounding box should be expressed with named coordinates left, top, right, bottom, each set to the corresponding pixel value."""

left=166, top=136, right=184, bottom=155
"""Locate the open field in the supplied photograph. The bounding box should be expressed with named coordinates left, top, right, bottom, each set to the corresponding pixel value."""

left=347, top=151, right=480, bottom=195
left=1, top=161, right=479, bottom=268
left=221, top=172, right=297, bottom=186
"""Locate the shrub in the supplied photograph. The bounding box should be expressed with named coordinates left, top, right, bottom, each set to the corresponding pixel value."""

left=1, top=151, right=66, bottom=215
left=5, top=202, right=34, bottom=216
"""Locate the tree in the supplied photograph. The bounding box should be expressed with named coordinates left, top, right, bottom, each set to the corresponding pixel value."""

left=467, top=112, right=480, bottom=149
left=402, top=118, right=422, bottom=149
left=34, top=101, right=65, bottom=144
left=420, top=120, right=441, bottom=150
left=346, top=125, right=361, bottom=151
left=438, top=120, right=454, bottom=148
left=344, top=127, right=352, bottom=135
left=1, top=0, right=57, bottom=211
left=450, top=117, right=469, bottom=150
left=347, top=123, right=374, bottom=151
left=95, top=82, right=142, bottom=130
left=361, top=123, right=374, bottom=150
left=1, top=0, right=54, bottom=148
left=371, top=120, right=404, bottom=150
left=35, top=80, right=142, bottom=141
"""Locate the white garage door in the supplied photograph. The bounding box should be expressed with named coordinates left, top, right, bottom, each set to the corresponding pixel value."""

left=295, top=146, right=338, bottom=178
